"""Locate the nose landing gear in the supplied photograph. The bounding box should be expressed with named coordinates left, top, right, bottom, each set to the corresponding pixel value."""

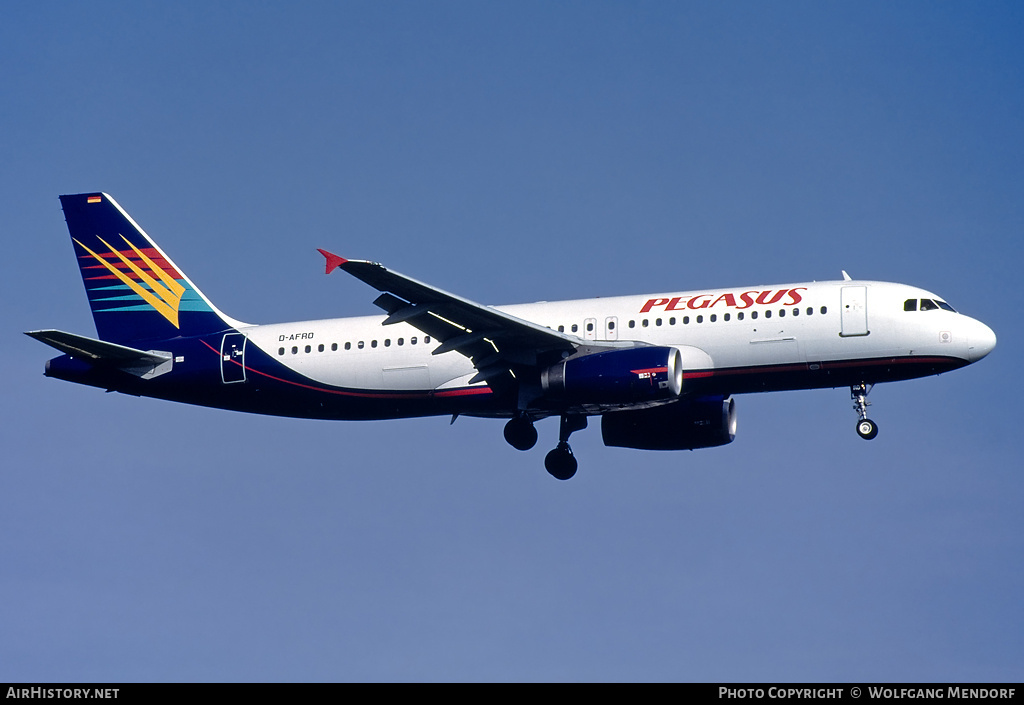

left=851, top=383, right=878, bottom=440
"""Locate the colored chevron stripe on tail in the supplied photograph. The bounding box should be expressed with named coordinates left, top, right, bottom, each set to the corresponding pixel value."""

left=75, top=235, right=186, bottom=328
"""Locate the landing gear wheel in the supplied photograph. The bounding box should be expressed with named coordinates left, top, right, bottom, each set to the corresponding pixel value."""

left=542, top=415, right=586, bottom=480
left=856, top=418, right=879, bottom=440
left=503, top=417, right=538, bottom=451
left=544, top=443, right=577, bottom=480
left=850, top=383, right=878, bottom=440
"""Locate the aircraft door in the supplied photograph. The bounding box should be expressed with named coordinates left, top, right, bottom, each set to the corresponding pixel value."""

left=585, top=317, right=597, bottom=341
left=220, top=333, right=247, bottom=383
left=840, top=286, right=869, bottom=337
left=604, top=316, right=619, bottom=341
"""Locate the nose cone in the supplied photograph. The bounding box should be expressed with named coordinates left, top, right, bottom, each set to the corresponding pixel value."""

left=967, top=318, right=997, bottom=362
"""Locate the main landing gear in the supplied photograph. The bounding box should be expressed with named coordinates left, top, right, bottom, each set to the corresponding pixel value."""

left=503, top=415, right=538, bottom=451
left=503, top=414, right=587, bottom=480
left=851, top=383, right=879, bottom=440
left=544, top=415, right=587, bottom=481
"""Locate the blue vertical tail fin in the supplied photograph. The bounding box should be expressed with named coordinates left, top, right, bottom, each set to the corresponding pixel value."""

left=60, top=193, right=245, bottom=345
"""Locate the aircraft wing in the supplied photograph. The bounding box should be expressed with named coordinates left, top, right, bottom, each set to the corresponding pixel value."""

left=319, top=251, right=629, bottom=385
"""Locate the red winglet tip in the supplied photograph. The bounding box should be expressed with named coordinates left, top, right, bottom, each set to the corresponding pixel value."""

left=317, top=249, right=348, bottom=274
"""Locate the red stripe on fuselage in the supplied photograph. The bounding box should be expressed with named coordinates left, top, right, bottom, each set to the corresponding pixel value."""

left=201, top=340, right=493, bottom=400
left=201, top=341, right=960, bottom=405
left=691, top=356, right=959, bottom=378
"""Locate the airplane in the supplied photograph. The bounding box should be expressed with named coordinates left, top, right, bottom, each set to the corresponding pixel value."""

left=27, top=193, right=997, bottom=480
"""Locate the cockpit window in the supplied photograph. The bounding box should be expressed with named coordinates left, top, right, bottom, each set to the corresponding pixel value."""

left=906, top=298, right=957, bottom=313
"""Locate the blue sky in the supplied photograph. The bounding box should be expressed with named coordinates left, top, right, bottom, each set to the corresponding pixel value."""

left=2, top=1, right=1022, bottom=681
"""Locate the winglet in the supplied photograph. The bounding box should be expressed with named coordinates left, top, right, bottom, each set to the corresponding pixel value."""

left=318, top=249, right=348, bottom=274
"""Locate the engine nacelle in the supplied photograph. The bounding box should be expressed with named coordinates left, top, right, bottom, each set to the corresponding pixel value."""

left=601, top=395, right=737, bottom=450
left=541, top=346, right=683, bottom=405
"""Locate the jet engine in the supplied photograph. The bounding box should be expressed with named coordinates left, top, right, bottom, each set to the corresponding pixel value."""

left=601, top=395, right=737, bottom=450
left=540, top=346, right=683, bottom=406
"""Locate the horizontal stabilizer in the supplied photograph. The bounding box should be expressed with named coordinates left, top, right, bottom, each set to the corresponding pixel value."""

left=25, top=329, right=173, bottom=378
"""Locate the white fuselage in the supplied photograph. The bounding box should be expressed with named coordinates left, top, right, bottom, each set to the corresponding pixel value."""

left=241, top=279, right=996, bottom=400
